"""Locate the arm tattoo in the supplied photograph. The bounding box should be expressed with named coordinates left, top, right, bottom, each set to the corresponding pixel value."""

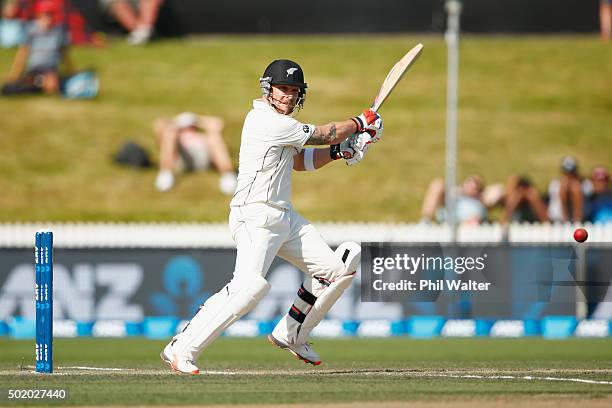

left=307, top=123, right=336, bottom=145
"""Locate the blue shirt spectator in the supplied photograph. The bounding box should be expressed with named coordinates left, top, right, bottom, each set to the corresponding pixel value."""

left=2, top=0, right=74, bottom=96
left=587, top=166, right=612, bottom=223
left=25, top=22, right=69, bottom=73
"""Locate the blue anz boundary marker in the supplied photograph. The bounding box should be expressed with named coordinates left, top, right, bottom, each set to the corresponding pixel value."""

left=35, top=230, right=53, bottom=374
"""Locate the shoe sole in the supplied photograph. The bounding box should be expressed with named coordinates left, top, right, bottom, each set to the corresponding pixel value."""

left=267, top=334, right=321, bottom=366
left=160, top=350, right=200, bottom=375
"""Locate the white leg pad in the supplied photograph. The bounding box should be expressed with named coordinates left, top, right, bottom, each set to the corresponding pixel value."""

left=274, top=242, right=361, bottom=345
left=172, top=274, right=270, bottom=361
left=295, top=273, right=355, bottom=344
left=332, top=242, right=361, bottom=280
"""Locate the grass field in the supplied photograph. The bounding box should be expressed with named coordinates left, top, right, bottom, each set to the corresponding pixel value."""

left=0, top=35, right=611, bottom=223
left=1, top=337, right=611, bottom=406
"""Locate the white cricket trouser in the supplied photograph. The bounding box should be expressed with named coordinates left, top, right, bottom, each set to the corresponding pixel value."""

left=171, top=202, right=344, bottom=361
left=231, top=203, right=344, bottom=281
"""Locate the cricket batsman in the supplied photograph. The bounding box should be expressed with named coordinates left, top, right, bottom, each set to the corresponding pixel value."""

left=161, top=59, right=383, bottom=374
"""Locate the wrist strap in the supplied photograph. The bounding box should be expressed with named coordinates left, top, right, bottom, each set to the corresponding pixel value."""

left=330, top=144, right=342, bottom=160
left=304, top=148, right=316, bottom=171
left=350, top=117, right=363, bottom=133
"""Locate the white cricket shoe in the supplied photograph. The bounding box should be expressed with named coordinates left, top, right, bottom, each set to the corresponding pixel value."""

left=160, top=342, right=200, bottom=375
left=128, top=26, right=152, bottom=46
left=219, top=172, right=237, bottom=195
left=267, top=333, right=321, bottom=366
left=155, top=170, right=175, bottom=192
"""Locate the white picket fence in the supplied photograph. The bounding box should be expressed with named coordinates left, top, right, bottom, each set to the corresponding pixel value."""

left=0, top=222, right=610, bottom=248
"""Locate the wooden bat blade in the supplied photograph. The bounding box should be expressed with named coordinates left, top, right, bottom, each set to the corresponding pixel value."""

left=371, top=43, right=424, bottom=112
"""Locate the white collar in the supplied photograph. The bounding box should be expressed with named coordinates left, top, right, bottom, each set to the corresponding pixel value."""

left=253, top=98, right=275, bottom=112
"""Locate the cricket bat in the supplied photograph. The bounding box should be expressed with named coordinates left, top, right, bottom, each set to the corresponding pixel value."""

left=370, top=43, right=424, bottom=113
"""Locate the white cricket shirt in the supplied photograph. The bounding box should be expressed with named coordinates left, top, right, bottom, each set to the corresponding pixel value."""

left=230, top=99, right=315, bottom=209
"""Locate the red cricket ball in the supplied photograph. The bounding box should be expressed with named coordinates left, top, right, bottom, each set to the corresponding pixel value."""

left=573, top=228, right=588, bottom=243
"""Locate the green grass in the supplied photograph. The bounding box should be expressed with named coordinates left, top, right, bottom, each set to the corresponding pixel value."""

left=0, top=35, right=611, bottom=222
left=0, top=338, right=611, bottom=406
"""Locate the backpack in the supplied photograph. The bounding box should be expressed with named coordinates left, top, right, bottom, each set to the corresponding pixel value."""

left=113, top=141, right=153, bottom=169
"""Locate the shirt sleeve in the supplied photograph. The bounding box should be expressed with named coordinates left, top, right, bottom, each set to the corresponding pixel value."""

left=267, top=115, right=315, bottom=148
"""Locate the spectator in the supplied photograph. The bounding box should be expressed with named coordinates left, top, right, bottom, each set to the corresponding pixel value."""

left=602, top=0, right=612, bottom=41
left=547, top=156, right=591, bottom=223
left=2, top=0, right=74, bottom=95
left=420, top=175, right=489, bottom=225
left=2, top=1, right=106, bottom=47
left=586, top=166, right=612, bottom=223
left=153, top=112, right=238, bottom=194
left=501, top=175, right=549, bottom=224
left=0, top=0, right=27, bottom=48
left=2, top=0, right=22, bottom=18
left=100, top=0, right=164, bottom=45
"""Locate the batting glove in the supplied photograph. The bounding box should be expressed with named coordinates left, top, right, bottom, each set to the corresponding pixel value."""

left=351, top=109, right=380, bottom=133
left=330, top=132, right=358, bottom=160
left=336, top=134, right=357, bottom=160
left=365, top=116, right=383, bottom=143
left=344, top=132, right=372, bottom=166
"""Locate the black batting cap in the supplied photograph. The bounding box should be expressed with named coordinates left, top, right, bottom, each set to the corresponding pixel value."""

left=262, top=59, right=307, bottom=89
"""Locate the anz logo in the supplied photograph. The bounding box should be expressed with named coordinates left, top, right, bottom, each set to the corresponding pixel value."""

left=150, top=256, right=210, bottom=317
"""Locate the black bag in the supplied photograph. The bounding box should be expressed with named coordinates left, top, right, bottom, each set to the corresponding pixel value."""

left=113, top=141, right=153, bottom=168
